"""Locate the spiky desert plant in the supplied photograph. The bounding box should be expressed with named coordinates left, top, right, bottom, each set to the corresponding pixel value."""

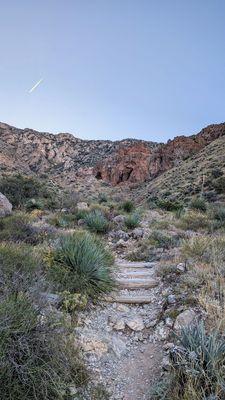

left=46, top=231, right=115, bottom=298
left=190, top=197, right=207, bottom=212
left=124, top=212, right=141, bottom=229
left=84, top=209, right=109, bottom=233
left=121, top=200, right=135, bottom=213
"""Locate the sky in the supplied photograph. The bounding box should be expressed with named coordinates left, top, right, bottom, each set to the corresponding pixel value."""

left=0, top=0, right=225, bottom=142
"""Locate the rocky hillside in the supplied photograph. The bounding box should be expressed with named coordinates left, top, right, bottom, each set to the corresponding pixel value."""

left=0, top=121, right=225, bottom=190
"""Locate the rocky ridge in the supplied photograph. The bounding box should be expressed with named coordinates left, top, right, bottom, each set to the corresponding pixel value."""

left=0, top=121, right=225, bottom=188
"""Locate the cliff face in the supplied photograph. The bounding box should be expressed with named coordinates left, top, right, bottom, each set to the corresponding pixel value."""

left=0, top=121, right=225, bottom=187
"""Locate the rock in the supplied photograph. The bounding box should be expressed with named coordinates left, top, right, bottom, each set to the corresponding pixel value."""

left=109, top=336, right=126, bottom=358
left=167, top=294, right=177, bottom=305
left=132, top=228, right=144, bottom=239
left=115, top=239, right=127, bottom=248
left=77, top=218, right=85, bottom=226
left=113, top=215, right=126, bottom=224
left=77, top=202, right=88, bottom=210
left=126, top=317, right=145, bottom=331
left=165, top=317, right=173, bottom=328
left=113, top=318, right=126, bottom=331
left=162, top=356, right=171, bottom=371
left=40, top=292, right=62, bottom=307
left=116, top=304, right=130, bottom=313
left=79, top=336, right=108, bottom=357
left=176, top=263, right=186, bottom=273
left=109, top=230, right=130, bottom=241
left=174, top=309, right=197, bottom=331
left=0, top=192, right=12, bottom=217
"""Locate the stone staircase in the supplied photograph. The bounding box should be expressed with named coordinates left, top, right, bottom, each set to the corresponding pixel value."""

left=106, top=260, right=159, bottom=304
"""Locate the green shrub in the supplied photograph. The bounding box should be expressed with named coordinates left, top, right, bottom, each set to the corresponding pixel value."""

left=156, top=199, right=183, bottom=211
left=0, top=174, right=57, bottom=208
left=121, top=200, right=135, bottom=213
left=0, top=293, right=86, bottom=400
left=148, top=231, right=180, bottom=249
left=46, top=231, right=114, bottom=298
left=189, top=197, right=207, bottom=212
left=84, top=210, right=109, bottom=233
left=124, top=212, right=141, bottom=229
left=0, top=213, right=44, bottom=244
left=213, top=176, right=225, bottom=194
left=25, top=198, right=44, bottom=210
left=48, top=213, right=77, bottom=228
left=211, top=168, right=223, bottom=179
left=98, top=192, right=108, bottom=203
left=181, top=237, right=209, bottom=261
left=75, top=208, right=90, bottom=220
left=178, top=211, right=210, bottom=231
left=213, top=205, right=225, bottom=222
left=0, top=243, right=41, bottom=294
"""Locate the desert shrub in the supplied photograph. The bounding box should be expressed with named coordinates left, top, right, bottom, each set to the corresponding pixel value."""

left=121, top=200, right=135, bottom=213
left=61, top=291, right=88, bottom=313
left=98, top=192, right=108, bottom=203
left=189, top=197, right=207, bottom=212
left=0, top=174, right=57, bottom=208
left=0, top=213, right=46, bottom=244
left=45, top=231, right=114, bottom=298
left=178, top=211, right=210, bottom=231
left=25, top=198, right=44, bottom=210
left=0, top=293, right=87, bottom=400
left=124, top=212, right=141, bottom=229
left=156, top=199, right=183, bottom=211
left=181, top=236, right=210, bottom=261
left=211, top=168, right=223, bottom=179
left=148, top=231, right=180, bottom=249
left=212, top=205, right=225, bottom=222
left=48, top=212, right=77, bottom=228
left=152, top=323, right=225, bottom=400
left=84, top=210, right=109, bottom=233
left=75, top=208, right=90, bottom=220
left=213, top=176, right=225, bottom=194
left=0, top=243, right=42, bottom=295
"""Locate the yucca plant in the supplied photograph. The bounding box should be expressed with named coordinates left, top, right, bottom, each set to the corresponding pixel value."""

left=46, top=231, right=115, bottom=298
left=171, top=323, right=225, bottom=399
left=84, top=210, right=109, bottom=233
left=124, top=212, right=141, bottom=229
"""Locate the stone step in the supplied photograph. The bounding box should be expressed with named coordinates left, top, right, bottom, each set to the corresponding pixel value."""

left=115, top=261, right=155, bottom=269
left=117, top=270, right=154, bottom=279
left=105, top=294, right=152, bottom=304
left=116, top=278, right=158, bottom=290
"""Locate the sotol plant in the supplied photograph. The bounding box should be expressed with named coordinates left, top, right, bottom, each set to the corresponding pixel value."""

left=46, top=231, right=115, bottom=298
left=84, top=210, right=109, bottom=233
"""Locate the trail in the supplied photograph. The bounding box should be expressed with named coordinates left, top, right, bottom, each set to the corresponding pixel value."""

left=77, top=258, right=166, bottom=400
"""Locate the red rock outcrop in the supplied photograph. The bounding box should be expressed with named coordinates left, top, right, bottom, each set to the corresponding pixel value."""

left=94, top=123, right=225, bottom=185
left=94, top=143, right=153, bottom=185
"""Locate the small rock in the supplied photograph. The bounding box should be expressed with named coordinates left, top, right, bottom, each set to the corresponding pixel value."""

left=126, top=317, right=145, bottom=331
left=113, top=215, right=125, bottom=224
left=113, top=318, right=126, bottom=331
left=176, top=263, right=186, bottom=273
left=116, top=304, right=130, bottom=313
left=162, top=356, right=171, bottom=371
left=174, top=309, right=197, bottom=331
left=77, top=202, right=88, bottom=210
left=165, top=317, right=173, bottom=328
left=167, top=294, right=177, bottom=304
left=132, top=228, right=144, bottom=239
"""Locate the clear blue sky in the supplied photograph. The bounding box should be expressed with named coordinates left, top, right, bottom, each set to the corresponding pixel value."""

left=0, top=0, right=225, bottom=141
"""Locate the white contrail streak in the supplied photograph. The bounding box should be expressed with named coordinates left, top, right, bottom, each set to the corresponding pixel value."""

left=28, top=78, right=44, bottom=93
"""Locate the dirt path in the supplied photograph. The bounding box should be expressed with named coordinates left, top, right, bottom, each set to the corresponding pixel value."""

left=77, top=257, right=166, bottom=399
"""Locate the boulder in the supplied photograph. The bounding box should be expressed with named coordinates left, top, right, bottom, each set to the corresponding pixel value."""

left=174, top=309, right=197, bottom=331
left=113, top=215, right=126, bottom=224
left=132, top=228, right=144, bottom=239
left=0, top=192, right=12, bottom=217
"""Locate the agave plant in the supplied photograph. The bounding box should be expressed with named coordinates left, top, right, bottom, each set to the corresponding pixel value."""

left=46, top=231, right=115, bottom=298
